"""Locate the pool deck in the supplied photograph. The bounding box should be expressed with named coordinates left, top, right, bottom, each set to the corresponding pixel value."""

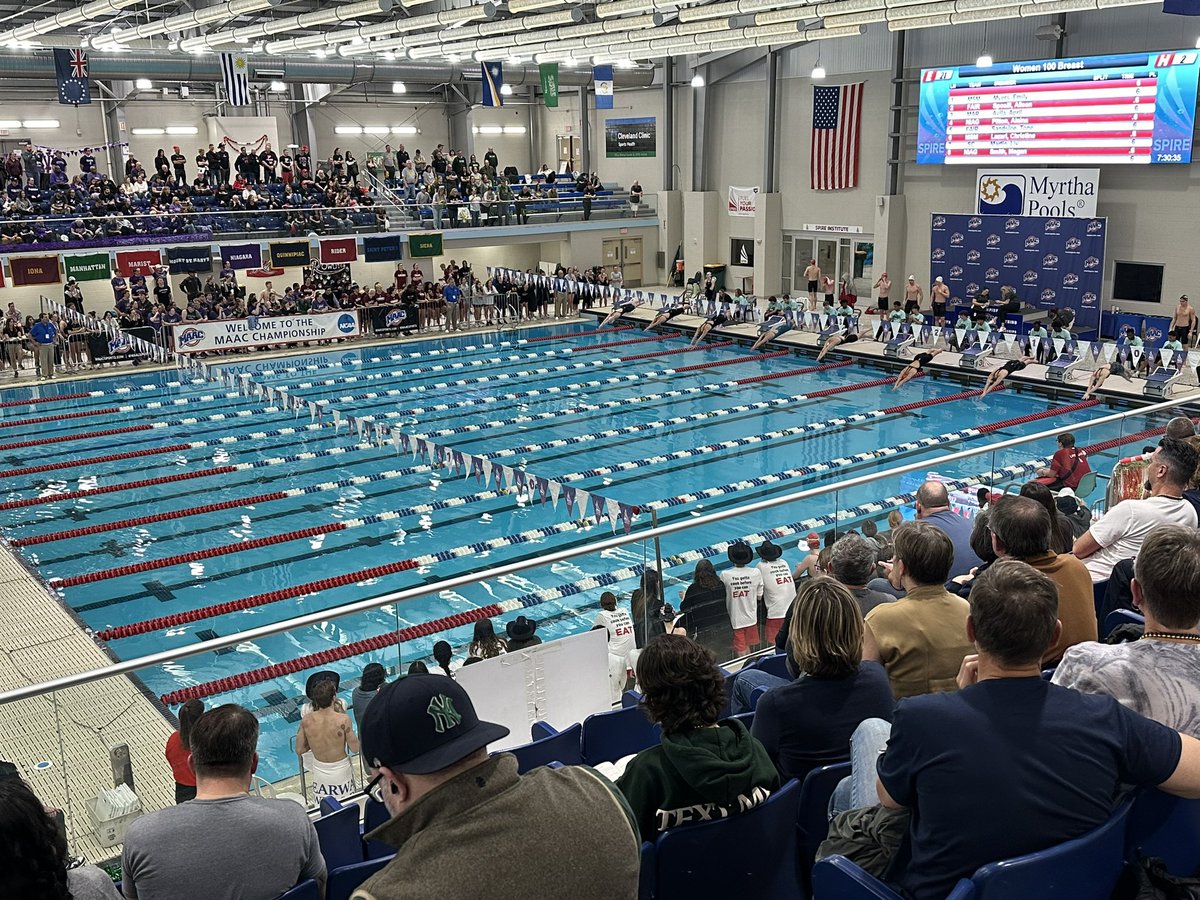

left=585, top=306, right=1200, bottom=407
left=0, top=315, right=589, bottom=864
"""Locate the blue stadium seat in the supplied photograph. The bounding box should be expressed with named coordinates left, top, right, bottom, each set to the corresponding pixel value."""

left=796, top=761, right=851, bottom=893
left=728, top=710, right=755, bottom=730
left=581, top=705, right=661, bottom=766
left=1126, top=789, right=1200, bottom=875
left=314, top=800, right=364, bottom=871
left=648, top=778, right=803, bottom=900
left=362, top=795, right=393, bottom=860
left=276, top=880, right=320, bottom=900
left=504, top=721, right=584, bottom=773
left=622, top=689, right=643, bottom=708
left=813, top=797, right=1133, bottom=900
left=1102, top=608, right=1144, bottom=639
left=747, top=652, right=791, bottom=680
left=639, top=842, right=656, bottom=900
left=327, top=856, right=394, bottom=900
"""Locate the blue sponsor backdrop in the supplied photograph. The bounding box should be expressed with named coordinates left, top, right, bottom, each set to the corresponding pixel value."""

left=929, top=212, right=1105, bottom=334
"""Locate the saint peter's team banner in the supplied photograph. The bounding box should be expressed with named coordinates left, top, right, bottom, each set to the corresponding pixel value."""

left=929, top=212, right=1106, bottom=335
left=172, top=311, right=361, bottom=353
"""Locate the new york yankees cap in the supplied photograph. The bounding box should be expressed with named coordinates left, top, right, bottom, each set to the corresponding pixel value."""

left=360, top=674, right=510, bottom=775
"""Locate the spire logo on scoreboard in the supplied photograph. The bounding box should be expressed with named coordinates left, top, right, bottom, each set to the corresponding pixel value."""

left=976, top=168, right=1099, bottom=218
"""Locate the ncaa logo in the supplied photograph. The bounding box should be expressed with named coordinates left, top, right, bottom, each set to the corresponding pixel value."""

left=985, top=267, right=999, bottom=280
left=950, top=232, right=964, bottom=246
left=336, top=313, right=357, bottom=334
left=1082, top=291, right=1097, bottom=307
left=1084, top=256, right=1099, bottom=270
left=1003, top=252, right=1018, bottom=266
left=1042, top=254, right=1059, bottom=268
left=932, top=215, right=947, bottom=229
left=1087, top=219, right=1103, bottom=234
left=986, top=234, right=1001, bottom=247
left=177, top=327, right=205, bottom=349
left=1025, top=236, right=1040, bottom=249
left=966, top=249, right=981, bottom=262
left=968, top=216, right=983, bottom=229
left=949, top=265, right=964, bottom=278
left=932, top=248, right=946, bottom=261
left=1063, top=273, right=1079, bottom=287
left=1041, top=289, right=1057, bottom=303
left=1044, top=219, right=1061, bottom=233
left=385, top=308, right=408, bottom=326
left=1065, top=237, right=1082, bottom=251
left=1005, top=218, right=1021, bottom=231
left=1023, top=270, right=1039, bottom=284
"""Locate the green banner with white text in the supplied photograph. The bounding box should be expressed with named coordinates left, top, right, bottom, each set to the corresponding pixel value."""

left=539, top=62, right=559, bottom=109
left=63, top=252, right=111, bottom=282
left=408, top=232, right=443, bottom=258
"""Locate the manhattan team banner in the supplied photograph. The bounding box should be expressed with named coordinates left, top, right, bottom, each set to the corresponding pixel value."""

left=172, top=311, right=361, bottom=353
left=929, top=213, right=1106, bottom=334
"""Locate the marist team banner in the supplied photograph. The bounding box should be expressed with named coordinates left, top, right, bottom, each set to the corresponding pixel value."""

left=173, top=311, right=361, bottom=353
left=929, top=212, right=1107, bottom=334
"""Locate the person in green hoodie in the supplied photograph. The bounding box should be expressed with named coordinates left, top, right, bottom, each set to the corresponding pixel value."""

left=617, top=634, right=780, bottom=841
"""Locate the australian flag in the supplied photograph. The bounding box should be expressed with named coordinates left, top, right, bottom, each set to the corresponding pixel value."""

left=55, top=49, right=91, bottom=105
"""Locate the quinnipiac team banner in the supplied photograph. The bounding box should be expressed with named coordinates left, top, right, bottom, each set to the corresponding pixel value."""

left=929, top=213, right=1106, bottom=334
left=172, top=311, right=361, bottom=353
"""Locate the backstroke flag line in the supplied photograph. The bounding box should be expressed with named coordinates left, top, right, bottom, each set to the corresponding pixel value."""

left=810, top=82, right=864, bottom=191
left=220, top=53, right=250, bottom=107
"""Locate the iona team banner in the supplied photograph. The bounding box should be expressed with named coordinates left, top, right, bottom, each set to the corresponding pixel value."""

left=172, top=311, right=361, bottom=353
left=63, top=252, right=111, bottom=282
left=929, top=212, right=1106, bottom=334
left=10, top=255, right=60, bottom=286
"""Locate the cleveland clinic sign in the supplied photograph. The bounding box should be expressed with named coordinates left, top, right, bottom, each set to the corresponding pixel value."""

left=172, top=312, right=360, bottom=353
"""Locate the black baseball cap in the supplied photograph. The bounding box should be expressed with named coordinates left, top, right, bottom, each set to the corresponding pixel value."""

left=360, top=674, right=509, bottom=775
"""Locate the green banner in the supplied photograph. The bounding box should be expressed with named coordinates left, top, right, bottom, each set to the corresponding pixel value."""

left=539, top=62, right=559, bottom=109
left=408, top=232, right=443, bottom=258
left=63, top=252, right=111, bottom=282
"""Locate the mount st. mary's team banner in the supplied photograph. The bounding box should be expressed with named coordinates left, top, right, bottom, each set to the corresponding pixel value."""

left=172, top=311, right=361, bottom=353
left=604, top=117, right=656, bottom=158
left=929, top=212, right=1106, bottom=334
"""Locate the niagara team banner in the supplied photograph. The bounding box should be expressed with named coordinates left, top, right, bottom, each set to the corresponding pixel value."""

left=929, top=212, right=1106, bottom=334
left=172, top=311, right=361, bottom=353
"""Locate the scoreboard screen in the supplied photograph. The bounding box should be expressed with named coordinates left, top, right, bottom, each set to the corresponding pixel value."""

left=917, top=50, right=1200, bottom=165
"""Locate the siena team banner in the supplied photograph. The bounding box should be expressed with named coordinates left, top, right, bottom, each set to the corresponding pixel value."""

left=172, top=311, right=361, bottom=353
left=929, top=212, right=1106, bottom=334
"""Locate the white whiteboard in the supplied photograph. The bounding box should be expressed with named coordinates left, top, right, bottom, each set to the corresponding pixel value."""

left=455, top=629, right=612, bottom=752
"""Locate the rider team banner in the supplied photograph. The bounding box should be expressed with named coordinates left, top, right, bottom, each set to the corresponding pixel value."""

left=928, top=213, right=1106, bottom=335
left=172, top=311, right=361, bottom=353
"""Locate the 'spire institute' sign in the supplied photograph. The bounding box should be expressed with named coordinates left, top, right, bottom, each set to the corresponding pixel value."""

left=172, top=311, right=360, bottom=353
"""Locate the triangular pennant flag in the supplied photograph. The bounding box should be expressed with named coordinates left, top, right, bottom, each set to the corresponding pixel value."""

left=332, top=409, right=343, bottom=430
left=1189, top=351, right=1200, bottom=370
left=481, top=458, right=494, bottom=488
left=619, top=503, right=635, bottom=533
left=1003, top=331, right=1016, bottom=347
left=1131, top=346, right=1144, bottom=366
left=574, top=487, right=589, bottom=518
left=592, top=494, right=606, bottom=524
left=391, top=431, right=402, bottom=455
left=1103, top=342, right=1116, bottom=361
left=1053, top=338, right=1066, bottom=357
left=1160, top=349, right=1174, bottom=369
left=1029, top=335, right=1042, bottom=355
left=548, top=480, right=561, bottom=510
left=606, top=498, right=621, bottom=532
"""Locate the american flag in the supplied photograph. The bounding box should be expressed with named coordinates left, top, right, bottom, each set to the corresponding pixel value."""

left=810, top=82, right=864, bottom=191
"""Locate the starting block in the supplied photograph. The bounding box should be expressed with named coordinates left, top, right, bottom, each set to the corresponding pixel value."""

left=1144, top=366, right=1181, bottom=399
left=959, top=344, right=993, bottom=370
left=884, top=334, right=915, bottom=360
left=1046, top=354, right=1083, bottom=386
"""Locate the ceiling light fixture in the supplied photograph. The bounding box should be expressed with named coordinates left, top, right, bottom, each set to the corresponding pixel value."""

left=690, top=72, right=705, bottom=87
left=392, top=80, right=407, bottom=93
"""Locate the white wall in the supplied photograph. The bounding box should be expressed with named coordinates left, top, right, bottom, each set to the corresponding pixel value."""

left=537, top=86, right=663, bottom=191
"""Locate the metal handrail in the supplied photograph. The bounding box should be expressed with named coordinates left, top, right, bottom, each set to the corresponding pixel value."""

left=0, top=391, right=1195, bottom=706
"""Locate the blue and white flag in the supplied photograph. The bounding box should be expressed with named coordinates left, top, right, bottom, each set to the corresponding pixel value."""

left=54, top=49, right=91, bottom=106
left=481, top=61, right=504, bottom=107
left=220, top=53, right=250, bottom=107
left=594, top=64, right=614, bottom=109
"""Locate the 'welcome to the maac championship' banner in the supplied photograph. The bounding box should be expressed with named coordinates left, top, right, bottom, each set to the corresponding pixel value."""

left=172, top=311, right=361, bottom=353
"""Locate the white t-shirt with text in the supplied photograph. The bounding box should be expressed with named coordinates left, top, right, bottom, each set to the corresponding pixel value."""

left=756, top=560, right=795, bottom=619
left=720, top=566, right=764, bottom=629
left=594, top=607, right=637, bottom=661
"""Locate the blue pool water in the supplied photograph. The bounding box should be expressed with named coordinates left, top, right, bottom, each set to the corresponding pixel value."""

left=0, top=323, right=1169, bottom=780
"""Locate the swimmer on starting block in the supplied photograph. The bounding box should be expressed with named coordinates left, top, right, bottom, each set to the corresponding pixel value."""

left=981, top=355, right=1037, bottom=398
left=600, top=299, right=642, bottom=328
left=1083, top=358, right=1134, bottom=400
left=893, top=348, right=944, bottom=390
left=816, top=319, right=872, bottom=362
left=644, top=303, right=688, bottom=332
left=689, top=310, right=730, bottom=347
left=750, top=315, right=793, bottom=351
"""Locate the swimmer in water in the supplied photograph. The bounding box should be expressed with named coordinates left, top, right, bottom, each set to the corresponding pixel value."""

left=600, top=299, right=640, bottom=328
left=981, top=355, right=1037, bottom=398
left=644, top=303, right=688, bottom=332
left=750, top=314, right=793, bottom=351
left=689, top=310, right=730, bottom=347
left=893, top=348, right=944, bottom=390
left=1083, top=358, right=1133, bottom=400
left=816, top=319, right=871, bottom=362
